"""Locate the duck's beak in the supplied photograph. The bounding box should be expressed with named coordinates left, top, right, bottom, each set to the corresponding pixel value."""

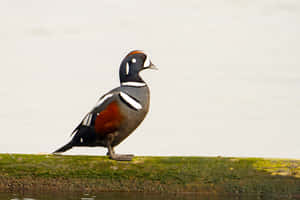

left=148, top=61, right=158, bottom=70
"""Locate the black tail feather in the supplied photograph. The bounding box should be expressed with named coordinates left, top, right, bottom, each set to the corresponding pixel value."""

left=53, top=142, right=73, bottom=154
left=53, top=125, right=97, bottom=154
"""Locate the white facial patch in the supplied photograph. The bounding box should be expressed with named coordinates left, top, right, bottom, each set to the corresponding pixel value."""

left=120, top=92, right=142, bottom=110
left=144, top=55, right=151, bottom=68
left=126, top=62, right=130, bottom=75
left=132, top=58, right=136, bottom=63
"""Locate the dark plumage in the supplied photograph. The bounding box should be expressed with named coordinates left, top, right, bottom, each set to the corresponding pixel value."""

left=53, top=50, right=157, bottom=161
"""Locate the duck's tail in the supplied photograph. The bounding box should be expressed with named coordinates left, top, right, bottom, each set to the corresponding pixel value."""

left=53, top=142, right=73, bottom=154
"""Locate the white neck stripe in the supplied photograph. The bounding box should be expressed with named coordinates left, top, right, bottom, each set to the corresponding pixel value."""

left=121, top=82, right=146, bottom=87
left=120, top=92, right=142, bottom=110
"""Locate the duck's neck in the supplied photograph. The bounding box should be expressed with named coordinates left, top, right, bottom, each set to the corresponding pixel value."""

left=121, top=81, right=147, bottom=87
left=119, top=68, right=147, bottom=87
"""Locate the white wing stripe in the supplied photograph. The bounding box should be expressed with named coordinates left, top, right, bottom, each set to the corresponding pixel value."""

left=95, top=93, right=114, bottom=107
left=87, top=113, right=92, bottom=126
left=82, top=113, right=90, bottom=126
left=120, top=92, right=142, bottom=110
left=82, top=93, right=115, bottom=127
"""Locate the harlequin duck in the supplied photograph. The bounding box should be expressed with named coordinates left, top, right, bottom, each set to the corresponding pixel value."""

left=53, top=50, right=157, bottom=161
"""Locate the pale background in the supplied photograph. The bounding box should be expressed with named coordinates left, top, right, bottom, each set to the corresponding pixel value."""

left=0, top=0, right=299, bottom=158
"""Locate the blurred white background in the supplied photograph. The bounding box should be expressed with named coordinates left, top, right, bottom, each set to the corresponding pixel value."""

left=0, top=0, right=299, bottom=158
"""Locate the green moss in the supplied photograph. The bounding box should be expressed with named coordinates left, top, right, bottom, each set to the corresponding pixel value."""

left=0, top=154, right=299, bottom=196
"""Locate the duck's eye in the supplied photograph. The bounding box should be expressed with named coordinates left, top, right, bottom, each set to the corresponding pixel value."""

left=131, top=58, right=136, bottom=63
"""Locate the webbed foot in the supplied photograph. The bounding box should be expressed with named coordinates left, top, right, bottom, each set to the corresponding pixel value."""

left=106, top=133, right=134, bottom=161
left=109, top=154, right=134, bottom=161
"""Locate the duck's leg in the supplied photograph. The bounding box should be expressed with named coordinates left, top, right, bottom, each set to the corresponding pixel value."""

left=106, top=133, right=134, bottom=161
left=106, top=148, right=115, bottom=156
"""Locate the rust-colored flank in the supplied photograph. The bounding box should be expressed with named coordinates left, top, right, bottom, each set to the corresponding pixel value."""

left=94, top=101, right=123, bottom=136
